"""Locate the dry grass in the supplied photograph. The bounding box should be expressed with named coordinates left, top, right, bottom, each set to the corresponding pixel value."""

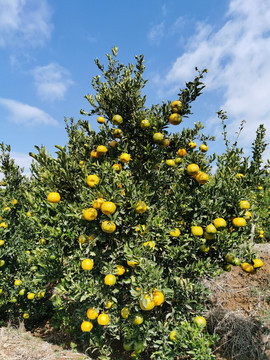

left=0, top=324, right=91, bottom=360
left=207, top=307, right=270, bottom=360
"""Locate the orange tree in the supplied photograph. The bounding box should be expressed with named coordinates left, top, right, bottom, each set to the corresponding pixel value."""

left=0, top=47, right=268, bottom=359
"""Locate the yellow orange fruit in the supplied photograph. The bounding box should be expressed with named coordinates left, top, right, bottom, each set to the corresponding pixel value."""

left=232, top=217, right=246, bottom=227
left=96, top=145, right=107, bottom=155
left=199, top=144, right=208, bottom=152
left=171, top=100, right=183, bottom=113
left=187, top=164, right=200, bottom=175
left=81, top=259, right=94, bottom=271
left=104, top=274, right=116, bottom=286
left=47, top=192, right=61, bottom=203
left=87, top=308, right=99, bottom=320
left=86, top=174, right=100, bottom=188
left=196, top=172, right=209, bottom=184
left=81, top=321, right=93, bottom=332
left=97, top=116, right=105, bottom=124
left=82, top=208, right=98, bottom=221
left=239, top=200, right=250, bottom=209
left=120, top=153, right=131, bottom=163
left=169, top=113, right=182, bottom=125
left=112, top=114, right=123, bottom=125
left=101, top=221, right=116, bottom=233
left=140, top=119, right=150, bottom=129
left=169, top=228, right=180, bottom=237
left=101, top=201, right=116, bottom=215
left=135, top=201, right=147, bottom=214
left=153, top=290, right=164, bottom=306
left=188, top=141, right=197, bottom=149
left=97, top=313, right=110, bottom=325
left=191, top=226, right=203, bottom=236
left=139, top=295, right=155, bottom=311
left=213, top=218, right=227, bottom=229
left=92, top=198, right=104, bottom=209
left=177, top=148, right=187, bottom=157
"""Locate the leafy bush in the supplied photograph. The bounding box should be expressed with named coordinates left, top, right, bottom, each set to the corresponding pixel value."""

left=0, top=47, right=269, bottom=359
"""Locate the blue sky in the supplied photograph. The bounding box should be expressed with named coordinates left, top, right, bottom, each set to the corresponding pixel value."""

left=0, top=0, right=270, bottom=174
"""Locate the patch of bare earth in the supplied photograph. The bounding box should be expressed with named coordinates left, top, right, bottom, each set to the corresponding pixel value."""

left=205, top=247, right=270, bottom=360
left=0, top=323, right=91, bottom=360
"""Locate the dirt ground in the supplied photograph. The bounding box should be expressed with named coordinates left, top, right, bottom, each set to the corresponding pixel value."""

left=1, top=245, right=270, bottom=360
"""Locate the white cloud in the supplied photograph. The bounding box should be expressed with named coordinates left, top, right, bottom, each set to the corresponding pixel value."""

left=148, top=22, right=165, bottom=45
left=0, top=0, right=53, bottom=47
left=31, top=63, right=74, bottom=101
left=157, top=0, right=270, bottom=155
left=0, top=98, right=58, bottom=126
left=11, top=151, right=33, bottom=173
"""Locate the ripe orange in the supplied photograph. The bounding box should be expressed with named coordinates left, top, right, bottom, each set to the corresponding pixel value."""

left=81, top=321, right=93, bottom=332
left=153, top=133, right=164, bottom=143
left=199, top=144, right=208, bottom=152
left=96, top=145, right=107, bottom=155
left=169, top=330, right=177, bottom=341
left=27, top=293, right=35, bottom=300
left=169, top=228, right=180, bottom=237
left=105, top=300, right=114, bottom=309
left=23, top=313, right=30, bottom=319
left=196, top=172, right=209, bottom=184
left=171, top=100, right=183, bottom=113
left=104, top=274, right=116, bottom=286
left=235, top=173, right=244, bottom=179
left=169, top=113, right=182, bottom=125
left=14, top=280, right=22, bottom=286
left=187, top=164, right=200, bottom=175
left=177, top=148, right=187, bottom=157
left=90, top=150, right=99, bottom=158
left=113, top=129, right=123, bottom=138
left=86, top=174, right=100, bottom=188
left=143, top=241, right=155, bottom=249
left=188, top=141, right=197, bottom=149
left=97, top=116, right=105, bottom=124
left=140, top=119, right=150, bottom=129
left=0, top=240, right=4, bottom=246
left=191, top=226, right=203, bottom=236
left=112, top=114, right=123, bottom=125
left=87, top=308, right=99, bottom=320
left=244, top=211, right=252, bottom=220
left=139, top=294, right=155, bottom=311
left=232, top=217, right=246, bottom=227
left=162, top=139, right=170, bottom=148
left=11, top=199, right=18, bottom=205
left=101, top=221, right=116, bottom=233
left=113, top=163, right=122, bottom=171
left=241, top=262, right=255, bottom=274
left=213, top=218, right=227, bottom=229
left=81, top=259, right=94, bottom=271
left=121, top=307, right=130, bottom=319
left=133, top=314, right=144, bottom=325
left=194, top=316, right=206, bottom=328
left=47, top=192, right=61, bottom=203
left=101, top=201, right=116, bottom=215
left=127, top=259, right=138, bottom=267
left=239, top=200, right=250, bottom=209
left=92, top=198, right=104, bottom=210
left=110, top=140, right=118, bottom=147
left=82, top=208, right=98, bottom=221
left=166, top=159, right=175, bottom=167
left=97, top=313, right=110, bottom=325
left=116, top=265, right=125, bottom=275
left=252, top=259, right=263, bottom=269
left=205, top=224, right=217, bottom=234
left=153, top=290, right=164, bottom=306
left=120, top=153, right=131, bottom=163
left=135, top=201, right=147, bottom=214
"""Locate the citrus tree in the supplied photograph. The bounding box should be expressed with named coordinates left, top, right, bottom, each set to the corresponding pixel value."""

left=0, top=47, right=268, bottom=360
